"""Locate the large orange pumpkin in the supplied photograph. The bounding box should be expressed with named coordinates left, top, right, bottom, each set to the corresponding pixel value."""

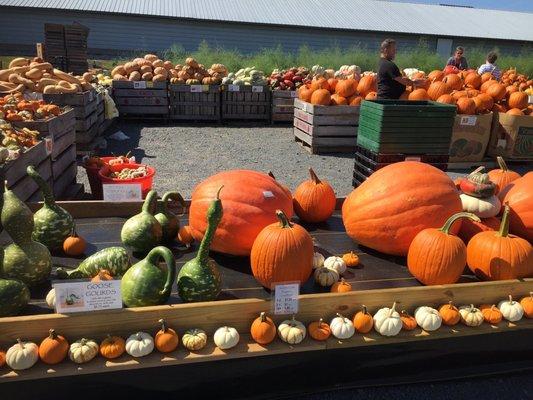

left=486, top=83, right=506, bottom=101
left=456, top=97, right=476, bottom=115
left=476, top=93, right=494, bottom=113
left=464, top=72, right=482, bottom=89
left=500, top=172, right=533, bottom=242
left=342, top=162, right=462, bottom=256
left=330, top=94, right=348, bottom=105
left=357, top=75, right=377, bottom=97
left=428, top=70, right=445, bottom=82
left=250, top=210, right=314, bottom=288
left=335, top=79, right=357, bottom=98
left=327, top=78, right=338, bottom=92
left=310, top=89, right=331, bottom=106
left=298, top=86, right=314, bottom=102
left=488, top=156, right=521, bottom=196
left=408, top=88, right=429, bottom=101
left=480, top=79, right=497, bottom=93
left=310, top=77, right=330, bottom=92
left=481, top=72, right=493, bottom=83
left=293, top=168, right=336, bottom=223
left=443, top=74, right=462, bottom=91
left=436, top=94, right=455, bottom=105
left=427, top=81, right=451, bottom=101
left=189, top=170, right=293, bottom=256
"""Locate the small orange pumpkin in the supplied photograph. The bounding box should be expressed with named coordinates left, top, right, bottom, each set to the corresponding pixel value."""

left=330, top=93, right=348, bottom=105
left=464, top=72, right=482, bottom=89
left=439, top=301, right=461, bottom=326
left=63, top=230, right=86, bottom=256
left=520, top=292, right=533, bottom=318
left=365, top=91, right=377, bottom=100
left=456, top=97, right=476, bottom=115
left=436, top=94, right=455, bottom=105
left=330, top=278, right=352, bottom=293
left=293, top=168, right=336, bottom=223
left=349, top=95, right=363, bottom=106
left=342, top=251, right=359, bottom=268
left=0, top=349, right=5, bottom=367
left=155, top=319, right=179, bottom=353
left=310, top=77, right=330, bottom=92
left=427, top=81, right=451, bottom=101
left=486, top=83, right=506, bottom=101
left=353, top=305, right=373, bottom=333
left=488, top=156, right=521, bottom=196
left=400, top=310, right=417, bottom=331
left=298, top=86, right=314, bottom=102
left=308, top=318, right=332, bottom=341
left=177, top=225, right=194, bottom=246
left=508, top=91, right=528, bottom=109
left=480, top=304, right=503, bottom=324
left=91, top=269, right=114, bottom=282
left=39, top=329, right=69, bottom=365
left=250, top=312, right=276, bottom=345
left=443, top=74, right=462, bottom=91
left=100, top=335, right=126, bottom=359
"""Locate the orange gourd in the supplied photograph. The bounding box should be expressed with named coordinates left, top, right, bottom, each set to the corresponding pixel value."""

left=353, top=305, right=373, bottom=333
left=467, top=205, right=533, bottom=280
left=436, top=94, right=455, bottom=105
left=177, top=225, right=194, bottom=246
left=330, top=278, right=352, bottom=293
left=310, top=77, right=330, bottom=92
left=506, top=85, right=519, bottom=98
left=155, top=319, right=179, bottom=353
left=458, top=217, right=501, bottom=243
left=63, top=230, right=86, bottom=256
left=308, top=318, right=331, bottom=341
left=427, top=81, right=451, bottom=101
left=327, top=78, right=338, bottom=92
left=99, top=335, right=126, bottom=359
left=189, top=170, right=293, bottom=256
left=428, top=70, right=445, bottom=82
left=400, top=310, right=417, bottom=331
left=408, top=88, right=429, bottom=101
left=408, top=212, right=479, bottom=285
left=0, top=349, right=5, bottom=367
left=293, top=168, right=336, bottom=223
left=488, top=156, right=521, bottom=196
left=456, top=97, right=476, bottom=115
left=500, top=172, right=533, bottom=242
left=439, top=301, right=461, bottom=326
left=330, top=93, right=348, bottom=105
left=481, top=72, right=493, bottom=83
left=342, top=161, right=462, bottom=256
left=487, top=83, right=506, bottom=101
left=443, top=74, right=462, bottom=91
left=464, top=72, right=482, bottom=89
left=508, top=91, right=528, bottom=109
left=250, top=210, right=314, bottom=289
left=335, top=79, right=357, bottom=98
left=520, top=292, right=533, bottom=318
left=310, top=89, right=331, bottom=106
left=357, top=75, right=377, bottom=96
left=342, top=251, right=359, bottom=268
left=506, top=108, right=524, bottom=116
left=298, top=86, right=314, bottom=102
left=250, top=312, right=276, bottom=345
left=480, top=304, right=503, bottom=324
left=91, top=269, right=113, bottom=282
left=475, top=93, right=494, bottom=113
left=39, top=329, right=69, bottom=365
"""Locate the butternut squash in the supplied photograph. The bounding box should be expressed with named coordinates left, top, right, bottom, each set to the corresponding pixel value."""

left=53, top=69, right=81, bottom=85
left=9, top=57, right=29, bottom=68
left=25, top=68, right=43, bottom=80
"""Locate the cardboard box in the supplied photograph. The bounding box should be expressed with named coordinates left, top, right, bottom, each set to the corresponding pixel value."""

left=488, top=112, right=533, bottom=160
left=449, top=112, right=493, bottom=162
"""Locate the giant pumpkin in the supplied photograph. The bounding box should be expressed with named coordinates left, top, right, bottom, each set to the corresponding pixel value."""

left=342, top=162, right=462, bottom=256
left=500, top=172, right=533, bottom=242
left=189, top=170, right=293, bottom=256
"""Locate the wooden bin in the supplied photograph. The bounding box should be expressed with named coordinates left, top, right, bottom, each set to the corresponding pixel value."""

left=221, top=85, right=271, bottom=121
left=272, top=90, right=297, bottom=122
left=112, top=80, right=169, bottom=118
left=293, top=98, right=359, bottom=154
left=169, top=84, right=221, bottom=121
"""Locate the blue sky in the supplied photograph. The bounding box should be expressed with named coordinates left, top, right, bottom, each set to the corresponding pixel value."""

left=389, top=0, right=533, bottom=12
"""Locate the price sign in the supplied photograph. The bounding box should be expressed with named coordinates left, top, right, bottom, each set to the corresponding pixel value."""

left=460, top=116, right=477, bottom=126
left=290, top=90, right=298, bottom=98
left=103, top=183, right=142, bottom=201
left=53, top=280, right=122, bottom=314
left=252, top=85, right=264, bottom=93
left=133, top=81, right=147, bottom=89
left=228, top=84, right=240, bottom=92
left=146, top=81, right=154, bottom=88
left=190, top=85, right=203, bottom=93
left=272, top=282, right=299, bottom=315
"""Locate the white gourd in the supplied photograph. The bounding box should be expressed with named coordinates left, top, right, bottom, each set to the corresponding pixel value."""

left=324, top=256, right=347, bottom=274
left=6, top=339, right=39, bottom=370
left=498, top=295, right=524, bottom=322
left=314, top=267, right=339, bottom=287
left=278, top=316, right=306, bottom=344
left=459, top=304, right=484, bottom=327
left=312, top=252, right=325, bottom=269
left=125, top=332, right=154, bottom=357
left=69, top=338, right=99, bottom=363
left=213, top=326, right=240, bottom=350
left=460, top=194, right=501, bottom=218
left=182, top=329, right=207, bottom=351
left=414, top=306, right=442, bottom=331
left=330, top=313, right=355, bottom=339
left=373, top=302, right=402, bottom=337
left=46, top=288, right=56, bottom=308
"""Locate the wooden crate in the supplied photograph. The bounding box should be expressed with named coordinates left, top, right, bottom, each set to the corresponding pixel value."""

left=8, top=155, right=52, bottom=202
left=272, top=90, right=297, bottom=122
left=169, top=84, right=220, bottom=121
left=53, top=160, right=77, bottom=199
left=43, top=89, right=97, bottom=107
left=293, top=99, right=359, bottom=154
left=112, top=80, right=169, bottom=117
left=11, top=108, right=75, bottom=139
left=221, top=85, right=271, bottom=121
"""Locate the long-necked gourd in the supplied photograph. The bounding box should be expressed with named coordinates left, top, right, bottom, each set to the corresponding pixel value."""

left=177, top=187, right=223, bottom=302
left=26, top=165, right=74, bottom=251
left=0, top=278, right=30, bottom=317
left=56, top=247, right=131, bottom=279
left=121, top=246, right=176, bottom=307
left=1, top=181, right=52, bottom=286
left=154, top=191, right=186, bottom=242
left=121, top=190, right=162, bottom=254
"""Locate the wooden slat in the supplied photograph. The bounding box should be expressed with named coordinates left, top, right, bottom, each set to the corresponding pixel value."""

left=43, top=90, right=96, bottom=106
left=114, top=97, right=169, bottom=106
left=294, top=118, right=357, bottom=137
left=52, top=144, right=76, bottom=176
left=52, top=161, right=77, bottom=198
left=112, top=89, right=167, bottom=98
left=294, top=108, right=360, bottom=125
left=294, top=99, right=360, bottom=116
left=112, top=81, right=167, bottom=89
left=294, top=127, right=357, bottom=147
left=272, top=90, right=297, bottom=99
left=11, top=108, right=75, bottom=136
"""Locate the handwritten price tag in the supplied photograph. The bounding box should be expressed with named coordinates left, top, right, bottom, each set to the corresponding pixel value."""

left=273, top=283, right=299, bottom=315
left=103, top=184, right=142, bottom=201
left=252, top=85, right=264, bottom=93
left=133, top=81, right=147, bottom=89
left=228, top=84, right=240, bottom=92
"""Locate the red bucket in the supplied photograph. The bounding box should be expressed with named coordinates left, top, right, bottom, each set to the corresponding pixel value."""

left=82, top=156, right=134, bottom=199
left=98, top=163, right=155, bottom=198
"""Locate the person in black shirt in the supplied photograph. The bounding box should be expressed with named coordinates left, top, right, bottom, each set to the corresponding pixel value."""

left=377, top=38, right=425, bottom=100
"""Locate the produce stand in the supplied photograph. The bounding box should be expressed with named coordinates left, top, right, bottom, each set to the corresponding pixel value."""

left=488, top=112, right=533, bottom=160
left=221, top=85, right=271, bottom=121
left=271, top=90, right=297, bottom=123
left=112, top=81, right=169, bottom=119
left=169, top=84, right=221, bottom=122
left=293, top=99, right=359, bottom=154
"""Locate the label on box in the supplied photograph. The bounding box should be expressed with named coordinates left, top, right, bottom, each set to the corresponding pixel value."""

left=190, top=85, right=203, bottom=93
left=497, top=139, right=507, bottom=148
left=405, top=156, right=421, bottom=161
left=146, top=81, right=154, bottom=88
left=252, top=85, right=264, bottom=93
left=88, top=91, right=94, bottom=102
left=272, top=283, right=299, bottom=315
left=44, top=137, right=53, bottom=156
left=228, top=84, right=240, bottom=92
left=460, top=116, right=477, bottom=126
left=290, top=90, right=298, bottom=98
left=103, top=183, right=142, bottom=201
left=53, top=280, right=122, bottom=314
left=133, top=81, right=147, bottom=89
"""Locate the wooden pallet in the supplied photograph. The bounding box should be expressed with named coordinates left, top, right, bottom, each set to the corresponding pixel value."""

left=169, top=84, right=221, bottom=121
left=221, top=85, right=271, bottom=121
left=272, top=90, right=297, bottom=123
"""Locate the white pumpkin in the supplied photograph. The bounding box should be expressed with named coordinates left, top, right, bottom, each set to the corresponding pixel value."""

left=314, top=267, right=339, bottom=287
left=330, top=313, right=355, bottom=339
left=498, top=295, right=524, bottom=322
left=69, top=338, right=99, bottom=363
left=414, top=306, right=442, bottom=331
left=312, top=252, right=325, bottom=269
left=460, top=193, right=501, bottom=218
left=6, top=339, right=39, bottom=370
left=182, top=328, right=207, bottom=351
left=459, top=304, right=484, bottom=327
left=46, top=288, right=56, bottom=308
left=324, top=256, right=347, bottom=274
left=125, top=332, right=154, bottom=357
left=213, top=326, right=239, bottom=350
left=278, top=316, right=306, bottom=344
left=373, top=302, right=402, bottom=337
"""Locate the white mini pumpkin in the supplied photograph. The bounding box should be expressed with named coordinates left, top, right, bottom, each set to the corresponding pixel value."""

left=182, top=328, right=207, bottom=351
left=459, top=304, right=484, bottom=327
left=46, top=288, right=56, bottom=308
left=69, top=338, right=99, bottom=363
left=324, top=256, right=347, bottom=274
left=312, top=252, right=325, bottom=269
left=498, top=295, right=524, bottom=322
left=460, top=194, right=501, bottom=218
left=373, top=302, right=402, bottom=337
left=125, top=332, right=154, bottom=357
left=330, top=313, right=355, bottom=339
left=213, top=326, right=240, bottom=350
left=278, top=316, right=306, bottom=344
left=6, top=339, right=39, bottom=370
left=314, top=267, right=339, bottom=287
left=414, top=306, right=442, bottom=331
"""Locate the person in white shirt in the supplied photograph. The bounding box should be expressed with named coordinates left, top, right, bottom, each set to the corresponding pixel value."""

left=478, top=51, right=501, bottom=80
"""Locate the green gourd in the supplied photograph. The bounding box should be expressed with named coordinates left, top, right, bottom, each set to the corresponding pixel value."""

left=121, top=190, right=162, bottom=254
left=0, top=278, right=30, bottom=317
left=56, top=247, right=131, bottom=279
left=177, top=187, right=223, bottom=302
left=1, top=181, right=52, bottom=287
left=121, top=246, right=176, bottom=307
left=27, top=165, right=74, bottom=251
left=154, top=191, right=186, bottom=243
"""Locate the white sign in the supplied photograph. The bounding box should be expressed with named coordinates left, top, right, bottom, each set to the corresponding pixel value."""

left=460, top=116, right=477, bottom=126
left=228, top=84, right=240, bottom=92
left=44, top=137, right=53, bottom=156
left=273, top=283, right=299, bottom=315
left=405, top=156, right=422, bottom=162
left=133, top=81, right=147, bottom=89
left=53, top=280, right=122, bottom=314
left=103, top=183, right=142, bottom=201
left=190, top=85, right=203, bottom=93
left=252, top=85, right=264, bottom=93
left=290, top=90, right=298, bottom=98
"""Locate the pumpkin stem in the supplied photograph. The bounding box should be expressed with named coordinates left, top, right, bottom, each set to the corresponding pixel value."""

left=275, top=210, right=293, bottom=228
left=439, top=212, right=480, bottom=234
left=16, top=338, right=24, bottom=348
left=469, top=304, right=475, bottom=312
left=318, top=318, right=324, bottom=327
left=508, top=294, right=514, bottom=304
left=309, top=168, right=321, bottom=184
left=80, top=338, right=87, bottom=345
left=336, top=313, right=344, bottom=319
left=362, top=305, right=368, bottom=315
left=267, top=171, right=276, bottom=180
left=4, top=180, right=8, bottom=191
left=389, top=302, right=397, bottom=317
left=135, top=333, right=141, bottom=341
left=468, top=166, right=485, bottom=178
left=496, top=156, right=508, bottom=172
left=49, top=329, right=57, bottom=339
left=498, top=204, right=510, bottom=237
left=260, top=311, right=266, bottom=322
left=159, top=318, right=168, bottom=332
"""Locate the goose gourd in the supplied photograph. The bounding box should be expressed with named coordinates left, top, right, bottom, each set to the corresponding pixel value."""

left=155, top=319, right=179, bottom=353
left=6, top=339, right=39, bottom=370
left=0, top=278, right=30, bottom=317
left=39, top=329, right=68, bottom=365
left=121, top=246, right=176, bottom=307
left=121, top=190, right=162, bottom=254
left=154, top=191, right=186, bottom=243
left=250, top=312, right=276, bottom=345
left=293, top=168, right=336, bottom=223
left=177, top=187, right=223, bottom=302
left=27, top=166, right=74, bottom=251
left=56, top=247, right=131, bottom=279
left=1, top=181, right=52, bottom=287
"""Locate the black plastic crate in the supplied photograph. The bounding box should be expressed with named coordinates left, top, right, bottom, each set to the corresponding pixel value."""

left=352, top=169, right=367, bottom=187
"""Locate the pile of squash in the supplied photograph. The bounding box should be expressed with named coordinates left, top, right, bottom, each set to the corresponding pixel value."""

left=170, top=57, right=228, bottom=85
left=1, top=92, right=61, bottom=122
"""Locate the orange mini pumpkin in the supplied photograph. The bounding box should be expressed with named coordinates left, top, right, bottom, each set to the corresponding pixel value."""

left=330, top=278, right=352, bottom=293
left=293, top=168, right=336, bottom=223
left=308, top=318, right=331, bottom=341
left=0, top=349, right=5, bottom=367
left=91, top=269, right=114, bottom=282
left=400, top=310, right=417, bottom=331
left=39, top=329, right=69, bottom=365
left=330, top=93, right=348, bottom=105
left=250, top=312, right=276, bottom=345
left=342, top=251, right=359, bottom=268
left=63, top=230, right=86, bottom=256
left=100, top=335, right=126, bottom=359
left=357, top=75, right=377, bottom=97
left=520, top=292, right=533, bottom=318
left=177, top=225, right=194, bottom=246
left=508, top=91, right=528, bottom=110
left=488, top=156, right=521, bottom=196
left=155, top=319, right=179, bottom=353
left=480, top=304, right=503, bottom=324
left=456, top=97, right=476, bottom=115
left=353, top=305, right=373, bottom=333
left=439, top=301, right=461, bottom=326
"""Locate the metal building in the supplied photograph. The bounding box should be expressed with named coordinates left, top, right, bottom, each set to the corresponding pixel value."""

left=0, top=0, right=531, bottom=58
